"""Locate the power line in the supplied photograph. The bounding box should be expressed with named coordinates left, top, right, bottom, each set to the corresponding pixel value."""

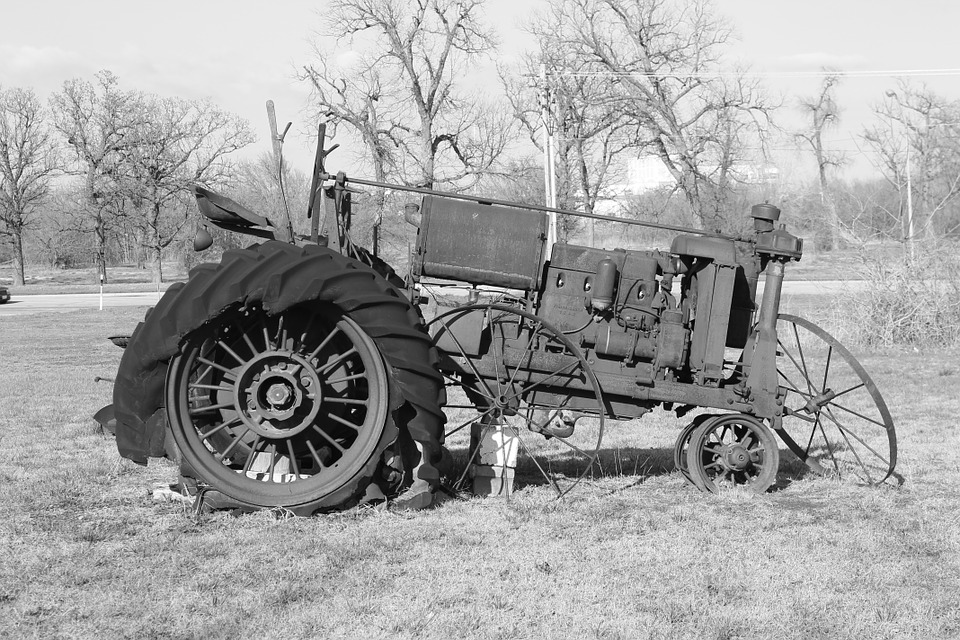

left=549, top=68, right=960, bottom=79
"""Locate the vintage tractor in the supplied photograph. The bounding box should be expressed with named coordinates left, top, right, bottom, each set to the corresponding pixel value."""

left=99, top=127, right=897, bottom=513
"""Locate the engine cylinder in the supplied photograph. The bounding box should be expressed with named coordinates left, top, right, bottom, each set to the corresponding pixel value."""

left=591, top=259, right=618, bottom=311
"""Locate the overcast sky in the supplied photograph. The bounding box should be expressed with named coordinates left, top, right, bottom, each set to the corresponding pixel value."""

left=2, top=0, right=959, bottom=180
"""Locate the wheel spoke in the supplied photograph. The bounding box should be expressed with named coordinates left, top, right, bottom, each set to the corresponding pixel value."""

left=514, top=429, right=563, bottom=497
left=434, top=314, right=496, bottom=400
left=327, top=412, right=362, bottom=431
left=777, top=369, right=816, bottom=400
left=305, top=325, right=342, bottom=362
left=242, top=436, right=265, bottom=473
left=189, top=401, right=235, bottom=415
left=505, top=322, right=543, bottom=391
left=216, top=340, right=247, bottom=367
left=792, top=323, right=819, bottom=399
left=305, top=439, right=326, bottom=469
left=260, top=317, right=274, bottom=351
left=446, top=404, right=499, bottom=439
left=199, top=417, right=241, bottom=441
left=828, top=382, right=867, bottom=402
left=237, top=322, right=258, bottom=358
left=821, top=344, right=834, bottom=394
left=319, top=347, right=358, bottom=375
left=197, top=356, right=238, bottom=379
left=286, top=439, right=301, bottom=478
left=312, top=424, right=347, bottom=452
left=325, top=396, right=369, bottom=407
left=544, top=431, right=595, bottom=461
left=488, top=307, right=506, bottom=393
left=326, top=372, right=366, bottom=385
left=452, top=420, right=493, bottom=490
left=189, top=383, right=234, bottom=393
left=820, top=408, right=892, bottom=467
left=821, top=411, right=872, bottom=482
left=267, top=443, right=278, bottom=481
left=502, top=359, right=581, bottom=405
left=826, top=399, right=890, bottom=430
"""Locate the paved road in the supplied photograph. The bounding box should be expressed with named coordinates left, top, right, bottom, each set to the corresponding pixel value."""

left=0, top=281, right=863, bottom=318
left=0, top=292, right=165, bottom=317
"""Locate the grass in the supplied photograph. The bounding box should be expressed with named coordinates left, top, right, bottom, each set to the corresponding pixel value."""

left=1, top=305, right=959, bottom=639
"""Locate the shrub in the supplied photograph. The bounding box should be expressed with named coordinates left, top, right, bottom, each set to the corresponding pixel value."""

left=837, top=243, right=960, bottom=349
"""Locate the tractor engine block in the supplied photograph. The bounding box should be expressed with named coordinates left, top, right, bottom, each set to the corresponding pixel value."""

left=540, top=244, right=686, bottom=384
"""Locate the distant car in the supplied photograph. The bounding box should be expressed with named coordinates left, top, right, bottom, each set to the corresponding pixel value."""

left=0, top=286, right=9, bottom=304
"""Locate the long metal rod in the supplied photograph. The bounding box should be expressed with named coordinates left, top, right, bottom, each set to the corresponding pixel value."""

left=341, top=175, right=735, bottom=240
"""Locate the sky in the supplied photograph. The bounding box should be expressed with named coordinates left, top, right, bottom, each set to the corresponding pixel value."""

left=2, top=0, right=959, bottom=182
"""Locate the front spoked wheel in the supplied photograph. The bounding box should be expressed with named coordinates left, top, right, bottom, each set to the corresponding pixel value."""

left=686, top=414, right=779, bottom=493
left=775, top=314, right=897, bottom=485
left=428, top=304, right=606, bottom=499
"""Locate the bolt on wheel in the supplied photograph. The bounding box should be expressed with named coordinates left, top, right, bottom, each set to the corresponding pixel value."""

left=428, top=304, right=606, bottom=499
left=775, top=314, right=897, bottom=485
left=686, top=413, right=779, bottom=493
left=166, top=302, right=391, bottom=508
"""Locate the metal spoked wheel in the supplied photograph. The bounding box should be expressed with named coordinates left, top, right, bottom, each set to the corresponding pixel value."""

left=686, top=413, right=780, bottom=493
left=775, top=314, right=897, bottom=485
left=674, top=414, right=715, bottom=487
left=427, top=304, right=606, bottom=499
left=166, top=302, right=391, bottom=508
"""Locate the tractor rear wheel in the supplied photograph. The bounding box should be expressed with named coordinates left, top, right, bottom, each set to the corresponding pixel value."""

left=114, top=241, right=444, bottom=513
left=166, top=302, right=393, bottom=509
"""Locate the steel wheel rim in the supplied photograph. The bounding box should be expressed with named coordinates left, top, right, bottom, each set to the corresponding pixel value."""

left=686, top=414, right=779, bottom=493
left=166, top=302, right=389, bottom=506
left=775, top=314, right=897, bottom=485
left=674, top=415, right=713, bottom=486
left=428, top=303, right=606, bottom=499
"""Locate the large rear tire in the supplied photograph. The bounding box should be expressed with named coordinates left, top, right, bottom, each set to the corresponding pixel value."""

left=113, top=241, right=444, bottom=512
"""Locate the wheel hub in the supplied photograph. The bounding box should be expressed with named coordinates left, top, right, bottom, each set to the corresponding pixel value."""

left=233, top=350, right=323, bottom=438
left=722, top=444, right=752, bottom=471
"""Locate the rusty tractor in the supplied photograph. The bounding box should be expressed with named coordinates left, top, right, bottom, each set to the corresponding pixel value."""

left=98, top=126, right=897, bottom=513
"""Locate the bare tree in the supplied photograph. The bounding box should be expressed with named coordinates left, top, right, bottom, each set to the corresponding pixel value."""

left=796, top=73, right=845, bottom=249
left=123, top=95, right=255, bottom=282
left=302, top=54, right=400, bottom=254
left=0, top=87, right=58, bottom=285
left=541, top=0, right=775, bottom=231
left=50, top=71, right=141, bottom=283
left=231, top=152, right=311, bottom=236
left=302, top=0, right=514, bottom=254
left=862, top=81, right=960, bottom=243
left=502, top=6, right=640, bottom=242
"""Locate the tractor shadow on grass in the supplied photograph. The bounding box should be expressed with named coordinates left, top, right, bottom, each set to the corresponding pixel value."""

left=439, top=442, right=821, bottom=497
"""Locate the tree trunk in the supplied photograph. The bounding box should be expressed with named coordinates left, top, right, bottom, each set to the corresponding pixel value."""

left=371, top=157, right=387, bottom=257
left=151, top=243, right=163, bottom=284
left=12, top=228, right=25, bottom=286
left=95, top=211, right=108, bottom=284
left=150, top=203, right=163, bottom=284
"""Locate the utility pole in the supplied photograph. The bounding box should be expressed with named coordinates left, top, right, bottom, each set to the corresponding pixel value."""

left=539, top=65, right=557, bottom=257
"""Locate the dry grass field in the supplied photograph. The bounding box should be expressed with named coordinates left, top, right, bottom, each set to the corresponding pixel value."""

left=1, top=298, right=958, bottom=639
